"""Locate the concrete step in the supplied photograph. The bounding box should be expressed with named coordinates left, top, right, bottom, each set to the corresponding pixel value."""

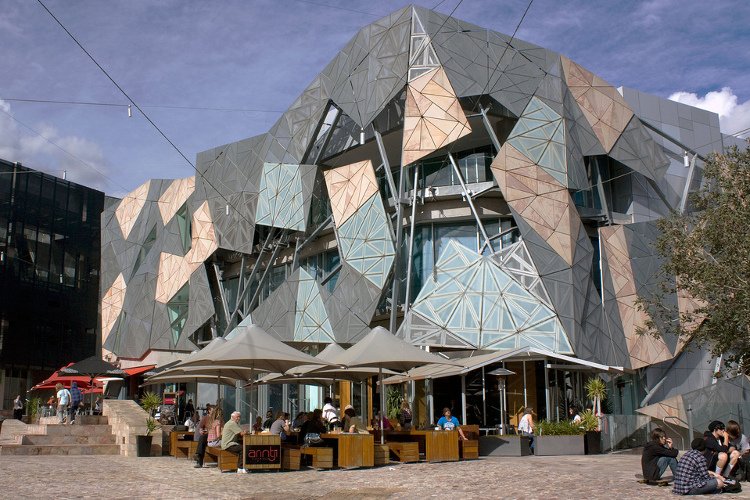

left=24, top=424, right=113, bottom=437
left=39, top=415, right=108, bottom=426
left=20, top=434, right=117, bottom=445
left=0, top=443, right=121, bottom=456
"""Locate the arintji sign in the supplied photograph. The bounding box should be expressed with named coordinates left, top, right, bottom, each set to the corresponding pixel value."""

left=244, top=444, right=281, bottom=466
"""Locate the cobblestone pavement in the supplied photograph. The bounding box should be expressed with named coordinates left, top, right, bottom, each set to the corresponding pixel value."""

left=2, top=453, right=749, bottom=500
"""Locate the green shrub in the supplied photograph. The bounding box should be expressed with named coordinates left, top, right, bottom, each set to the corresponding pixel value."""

left=537, top=419, right=585, bottom=436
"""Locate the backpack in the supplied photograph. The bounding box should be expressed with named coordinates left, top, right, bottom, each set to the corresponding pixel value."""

left=730, top=456, right=750, bottom=482
left=723, top=478, right=742, bottom=493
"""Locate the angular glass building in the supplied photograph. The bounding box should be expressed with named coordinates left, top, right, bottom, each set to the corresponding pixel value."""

left=101, top=6, right=742, bottom=431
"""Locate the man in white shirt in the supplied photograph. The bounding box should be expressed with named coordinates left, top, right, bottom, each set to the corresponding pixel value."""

left=55, top=383, right=71, bottom=424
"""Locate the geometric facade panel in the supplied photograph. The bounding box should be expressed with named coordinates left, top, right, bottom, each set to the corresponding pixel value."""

left=402, top=66, right=472, bottom=166
left=114, top=181, right=150, bottom=240
left=337, top=194, right=395, bottom=290
left=323, top=160, right=380, bottom=226
left=294, top=269, right=335, bottom=343
left=255, top=162, right=307, bottom=231
left=407, top=240, right=572, bottom=353
left=561, top=55, right=634, bottom=153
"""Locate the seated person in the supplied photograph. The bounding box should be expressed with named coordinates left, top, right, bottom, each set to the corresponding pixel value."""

left=437, top=408, right=467, bottom=440
left=704, top=420, right=740, bottom=476
left=344, top=407, right=368, bottom=433
left=673, top=438, right=724, bottom=495
left=726, top=420, right=750, bottom=456
left=222, top=410, right=249, bottom=473
left=269, top=411, right=290, bottom=441
left=300, top=409, right=327, bottom=446
left=569, top=406, right=582, bottom=424
left=372, top=411, right=392, bottom=430
left=641, top=427, right=678, bottom=482
left=252, top=416, right=263, bottom=433
left=262, top=410, right=274, bottom=430
left=292, top=412, right=308, bottom=429
left=192, top=404, right=212, bottom=467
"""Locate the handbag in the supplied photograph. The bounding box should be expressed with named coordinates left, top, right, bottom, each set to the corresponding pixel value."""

left=304, top=432, right=324, bottom=446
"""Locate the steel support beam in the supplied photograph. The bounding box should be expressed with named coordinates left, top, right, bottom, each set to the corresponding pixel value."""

left=479, top=104, right=502, bottom=152
left=373, top=128, right=398, bottom=202
left=403, top=164, right=420, bottom=315
left=213, top=262, right=231, bottom=325
left=680, top=154, right=698, bottom=214
left=448, top=153, right=493, bottom=252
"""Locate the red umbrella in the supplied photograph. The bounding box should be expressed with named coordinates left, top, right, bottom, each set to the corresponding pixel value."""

left=30, top=363, right=104, bottom=392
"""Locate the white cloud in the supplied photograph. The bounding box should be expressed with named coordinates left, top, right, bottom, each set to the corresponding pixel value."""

left=669, top=88, right=750, bottom=138
left=0, top=99, right=115, bottom=192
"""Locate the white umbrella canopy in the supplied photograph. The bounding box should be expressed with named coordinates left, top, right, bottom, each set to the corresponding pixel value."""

left=144, top=364, right=258, bottom=385
left=331, top=326, right=456, bottom=372
left=179, top=324, right=332, bottom=374
left=329, top=326, right=457, bottom=443
left=142, top=373, right=242, bottom=387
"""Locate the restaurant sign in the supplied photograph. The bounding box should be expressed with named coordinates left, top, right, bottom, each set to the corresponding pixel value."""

left=244, top=444, right=281, bottom=468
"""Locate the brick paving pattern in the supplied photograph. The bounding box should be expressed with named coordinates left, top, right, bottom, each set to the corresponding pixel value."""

left=1, top=453, right=749, bottom=499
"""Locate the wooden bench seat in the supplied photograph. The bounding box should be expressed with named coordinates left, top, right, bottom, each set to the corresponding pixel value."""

left=300, top=446, right=333, bottom=469
left=374, top=443, right=390, bottom=466
left=459, top=425, right=480, bottom=460
left=388, top=441, right=419, bottom=463
left=175, top=440, right=197, bottom=459
left=281, top=446, right=301, bottom=471
left=206, top=446, right=240, bottom=472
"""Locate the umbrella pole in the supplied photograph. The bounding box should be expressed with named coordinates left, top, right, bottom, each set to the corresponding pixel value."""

left=379, top=366, right=384, bottom=445
left=90, top=376, right=94, bottom=415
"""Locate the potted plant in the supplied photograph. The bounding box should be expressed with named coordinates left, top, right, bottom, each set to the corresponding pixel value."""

left=138, top=392, right=161, bottom=457
left=25, top=396, right=42, bottom=424
left=386, top=386, right=402, bottom=427
left=579, top=409, right=601, bottom=454
left=534, top=420, right=585, bottom=456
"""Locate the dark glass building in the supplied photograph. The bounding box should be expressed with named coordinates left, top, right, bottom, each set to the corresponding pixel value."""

left=0, top=158, right=105, bottom=409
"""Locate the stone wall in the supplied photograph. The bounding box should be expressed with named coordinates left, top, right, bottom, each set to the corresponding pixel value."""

left=103, top=400, right=163, bottom=456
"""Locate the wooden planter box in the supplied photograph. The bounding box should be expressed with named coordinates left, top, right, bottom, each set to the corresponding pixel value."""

left=478, top=435, right=531, bottom=456
left=534, top=435, right=585, bottom=456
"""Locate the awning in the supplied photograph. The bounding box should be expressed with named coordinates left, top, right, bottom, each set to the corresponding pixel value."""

left=123, top=365, right=156, bottom=377
left=381, top=346, right=631, bottom=385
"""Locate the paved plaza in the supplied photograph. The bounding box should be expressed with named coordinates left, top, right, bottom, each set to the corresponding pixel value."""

left=1, top=453, right=749, bottom=499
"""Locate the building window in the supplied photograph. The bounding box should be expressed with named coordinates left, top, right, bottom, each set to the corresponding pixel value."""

left=131, top=225, right=157, bottom=279
left=167, top=283, right=190, bottom=346
left=176, top=203, right=191, bottom=255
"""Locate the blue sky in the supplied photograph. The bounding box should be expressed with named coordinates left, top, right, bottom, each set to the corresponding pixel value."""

left=1, top=0, right=748, bottom=197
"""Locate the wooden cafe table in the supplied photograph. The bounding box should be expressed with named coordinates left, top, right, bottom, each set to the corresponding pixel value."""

left=321, top=432, right=374, bottom=468
left=379, top=429, right=459, bottom=462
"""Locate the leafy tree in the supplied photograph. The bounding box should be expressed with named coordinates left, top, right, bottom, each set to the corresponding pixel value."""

left=637, top=143, right=750, bottom=372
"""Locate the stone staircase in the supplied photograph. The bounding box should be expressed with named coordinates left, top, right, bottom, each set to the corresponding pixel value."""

left=0, top=417, right=120, bottom=456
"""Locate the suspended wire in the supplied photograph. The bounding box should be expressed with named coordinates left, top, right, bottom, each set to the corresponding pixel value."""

left=36, top=0, right=254, bottom=225
left=0, top=106, right=128, bottom=191
left=0, top=98, right=283, bottom=114
left=290, top=0, right=382, bottom=17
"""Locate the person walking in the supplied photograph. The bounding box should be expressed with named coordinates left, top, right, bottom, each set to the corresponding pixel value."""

left=55, top=383, right=71, bottom=424
left=69, top=382, right=83, bottom=424
left=518, top=407, right=535, bottom=454
left=13, top=395, right=24, bottom=420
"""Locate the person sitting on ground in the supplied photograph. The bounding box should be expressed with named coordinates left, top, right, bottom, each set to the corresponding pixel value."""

left=641, top=427, right=679, bottom=483
left=262, top=410, right=274, bottom=430
left=222, top=410, right=249, bottom=473
left=252, top=416, right=263, bottom=433
left=569, top=406, right=582, bottom=425
left=518, top=407, right=534, bottom=453
left=344, top=407, right=368, bottom=433
left=673, top=438, right=724, bottom=495
left=192, top=403, right=212, bottom=467
left=726, top=420, right=750, bottom=456
left=269, top=411, right=290, bottom=441
left=704, top=420, right=740, bottom=477
left=322, top=397, right=340, bottom=431
left=437, top=408, right=467, bottom=440
left=399, top=400, right=412, bottom=430
left=300, top=409, right=327, bottom=447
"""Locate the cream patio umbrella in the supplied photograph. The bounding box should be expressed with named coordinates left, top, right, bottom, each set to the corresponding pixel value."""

left=178, top=324, right=334, bottom=422
left=329, top=326, right=457, bottom=444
